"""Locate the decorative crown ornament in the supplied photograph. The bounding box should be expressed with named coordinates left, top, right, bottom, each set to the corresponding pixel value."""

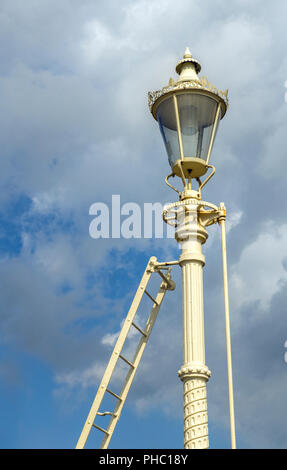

left=148, top=48, right=228, bottom=119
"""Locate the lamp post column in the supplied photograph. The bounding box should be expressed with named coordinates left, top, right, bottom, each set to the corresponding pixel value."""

left=176, top=200, right=211, bottom=449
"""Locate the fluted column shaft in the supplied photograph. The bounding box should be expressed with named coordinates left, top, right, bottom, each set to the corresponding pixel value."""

left=176, top=203, right=211, bottom=449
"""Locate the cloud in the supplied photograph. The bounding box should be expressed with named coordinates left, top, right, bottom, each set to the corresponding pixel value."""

left=230, top=221, right=287, bottom=317
left=0, top=0, right=287, bottom=449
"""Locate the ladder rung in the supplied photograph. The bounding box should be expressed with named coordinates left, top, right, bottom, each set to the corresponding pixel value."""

left=119, top=354, right=135, bottom=368
left=132, top=322, right=147, bottom=337
left=92, top=424, right=109, bottom=435
left=144, top=289, right=159, bottom=305
left=106, top=388, right=122, bottom=401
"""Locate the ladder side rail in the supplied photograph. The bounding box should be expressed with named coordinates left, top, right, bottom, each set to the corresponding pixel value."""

left=75, top=257, right=156, bottom=449
left=100, top=278, right=170, bottom=449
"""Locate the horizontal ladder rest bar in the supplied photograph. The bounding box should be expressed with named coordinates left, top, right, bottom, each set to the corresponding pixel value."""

left=75, top=257, right=156, bottom=449
left=96, top=412, right=117, bottom=417
left=100, top=274, right=172, bottom=449
left=154, top=260, right=179, bottom=267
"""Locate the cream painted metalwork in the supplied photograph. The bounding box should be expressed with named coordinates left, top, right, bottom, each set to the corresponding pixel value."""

left=173, top=94, right=184, bottom=161
left=150, top=49, right=236, bottom=449
left=150, top=47, right=228, bottom=182
left=218, top=204, right=236, bottom=449
left=206, top=103, right=221, bottom=165
left=163, top=196, right=236, bottom=449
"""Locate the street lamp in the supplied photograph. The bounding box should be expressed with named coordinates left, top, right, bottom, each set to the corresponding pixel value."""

left=76, top=47, right=236, bottom=451
left=149, top=47, right=228, bottom=197
left=148, top=48, right=236, bottom=449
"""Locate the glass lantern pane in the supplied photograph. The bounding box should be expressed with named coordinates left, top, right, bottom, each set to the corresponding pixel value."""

left=156, top=97, right=180, bottom=168
left=176, top=93, right=220, bottom=161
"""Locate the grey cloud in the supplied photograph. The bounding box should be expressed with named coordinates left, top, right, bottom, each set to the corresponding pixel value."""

left=1, top=0, right=287, bottom=449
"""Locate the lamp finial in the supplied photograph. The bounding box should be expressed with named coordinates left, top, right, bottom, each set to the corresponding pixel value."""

left=176, top=48, right=201, bottom=82
left=184, top=47, right=192, bottom=58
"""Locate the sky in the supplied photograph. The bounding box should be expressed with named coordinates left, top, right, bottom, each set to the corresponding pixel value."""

left=0, top=0, right=287, bottom=450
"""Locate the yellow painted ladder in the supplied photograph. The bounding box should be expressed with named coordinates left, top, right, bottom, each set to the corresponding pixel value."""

left=76, top=256, right=176, bottom=449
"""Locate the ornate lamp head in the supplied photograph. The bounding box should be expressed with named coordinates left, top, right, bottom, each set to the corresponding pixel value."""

left=148, top=48, right=228, bottom=198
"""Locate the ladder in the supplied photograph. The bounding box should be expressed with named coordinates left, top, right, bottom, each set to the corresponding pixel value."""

left=76, top=256, right=176, bottom=449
